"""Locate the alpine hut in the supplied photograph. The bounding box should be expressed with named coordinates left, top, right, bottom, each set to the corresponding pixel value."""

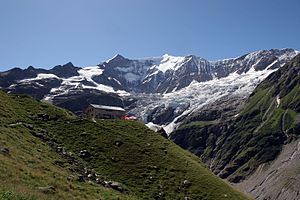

left=85, top=104, right=126, bottom=119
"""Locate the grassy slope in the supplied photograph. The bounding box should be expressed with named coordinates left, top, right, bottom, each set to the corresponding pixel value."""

left=0, top=91, right=249, bottom=199
left=0, top=92, right=136, bottom=200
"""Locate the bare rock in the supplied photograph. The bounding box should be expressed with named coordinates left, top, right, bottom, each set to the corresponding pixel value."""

left=24, top=124, right=34, bottom=130
left=37, top=185, right=56, bottom=194
left=0, top=145, right=10, bottom=155
left=109, top=181, right=123, bottom=192
left=79, top=150, right=91, bottom=158
left=183, top=179, right=191, bottom=187
left=114, top=140, right=123, bottom=147
left=67, top=175, right=75, bottom=181
left=8, top=122, right=23, bottom=127
left=78, top=175, right=85, bottom=182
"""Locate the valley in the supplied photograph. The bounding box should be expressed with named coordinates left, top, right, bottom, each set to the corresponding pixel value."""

left=1, top=49, right=300, bottom=199
left=0, top=91, right=248, bottom=199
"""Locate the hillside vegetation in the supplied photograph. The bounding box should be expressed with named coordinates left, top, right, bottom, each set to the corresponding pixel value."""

left=0, top=91, right=248, bottom=199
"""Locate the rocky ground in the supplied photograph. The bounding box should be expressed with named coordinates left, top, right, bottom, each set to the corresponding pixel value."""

left=237, top=138, right=300, bottom=200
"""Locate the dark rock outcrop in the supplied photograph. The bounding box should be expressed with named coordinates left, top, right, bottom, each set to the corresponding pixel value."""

left=147, top=105, right=176, bottom=125
left=0, top=145, right=10, bottom=155
left=50, top=62, right=80, bottom=78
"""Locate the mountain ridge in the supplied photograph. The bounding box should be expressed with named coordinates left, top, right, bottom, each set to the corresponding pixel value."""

left=0, top=48, right=298, bottom=131
left=2, top=48, right=298, bottom=93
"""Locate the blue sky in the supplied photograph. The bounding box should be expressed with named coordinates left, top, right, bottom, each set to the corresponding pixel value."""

left=0, top=0, right=300, bottom=70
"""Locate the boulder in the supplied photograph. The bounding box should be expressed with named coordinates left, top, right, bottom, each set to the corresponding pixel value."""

left=109, top=181, right=123, bottom=192
left=0, top=146, right=10, bottom=155
left=32, top=132, right=49, bottom=141
left=183, top=179, right=191, bottom=187
left=67, top=175, right=75, bottom=181
left=78, top=175, right=85, bottom=182
left=8, top=122, right=23, bottom=127
left=37, top=186, right=56, bottom=194
left=79, top=150, right=91, bottom=158
left=24, top=124, right=34, bottom=130
left=87, top=169, right=97, bottom=180
left=37, top=113, right=50, bottom=121
left=114, top=141, right=123, bottom=147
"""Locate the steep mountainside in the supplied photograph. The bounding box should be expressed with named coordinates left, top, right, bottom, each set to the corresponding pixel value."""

left=236, top=138, right=300, bottom=200
left=0, top=91, right=248, bottom=199
left=0, top=49, right=298, bottom=130
left=170, top=54, right=300, bottom=200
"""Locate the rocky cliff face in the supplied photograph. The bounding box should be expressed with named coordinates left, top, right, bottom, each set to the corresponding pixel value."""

left=170, top=54, right=300, bottom=199
left=236, top=138, right=300, bottom=200
left=100, top=49, right=296, bottom=94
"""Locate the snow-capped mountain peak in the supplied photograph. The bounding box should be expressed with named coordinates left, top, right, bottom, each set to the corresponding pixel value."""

left=0, top=48, right=298, bottom=132
left=105, top=54, right=126, bottom=64
left=157, top=54, right=186, bottom=73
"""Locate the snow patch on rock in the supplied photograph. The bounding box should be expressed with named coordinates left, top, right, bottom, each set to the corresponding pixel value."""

left=20, top=73, right=59, bottom=82
left=157, top=54, right=186, bottom=73
left=276, top=95, right=281, bottom=108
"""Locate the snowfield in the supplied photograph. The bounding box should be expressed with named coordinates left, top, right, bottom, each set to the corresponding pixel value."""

left=129, top=66, right=278, bottom=134
left=20, top=66, right=130, bottom=99
left=157, top=54, right=186, bottom=73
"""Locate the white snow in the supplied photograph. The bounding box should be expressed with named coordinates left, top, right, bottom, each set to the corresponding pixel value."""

left=163, top=108, right=192, bottom=134
left=146, top=122, right=162, bottom=132
left=108, top=77, right=121, bottom=85
left=20, top=73, right=59, bottom=82
left=115, top=64, right=151, bottom=83
left=157, top=54, right=186, bottom=73
left=115, top=90, right=130, bottom=97
left=251, top=58, right=263, bottom=69
left=78, top=66, right=104, bottom=78
left=114, top=78, right=122, bottom=85
left=34, top=66, right=129, bottom=101
left=278, top=50, right=299, bottom=63
left=130, top=65, right=278, bottom=134
left=76, top=66, right=117, bottom=93
left=266, top=60, right=278, bottom=70
left=105, top=54, right=120, bottom=63
left=144, top=69, right=160, bottom=79
left=80, top=84, right=115, bottom=93
left=43, top=96, right=52, bottom=101
left=276, top=95, right=281, bottom=108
